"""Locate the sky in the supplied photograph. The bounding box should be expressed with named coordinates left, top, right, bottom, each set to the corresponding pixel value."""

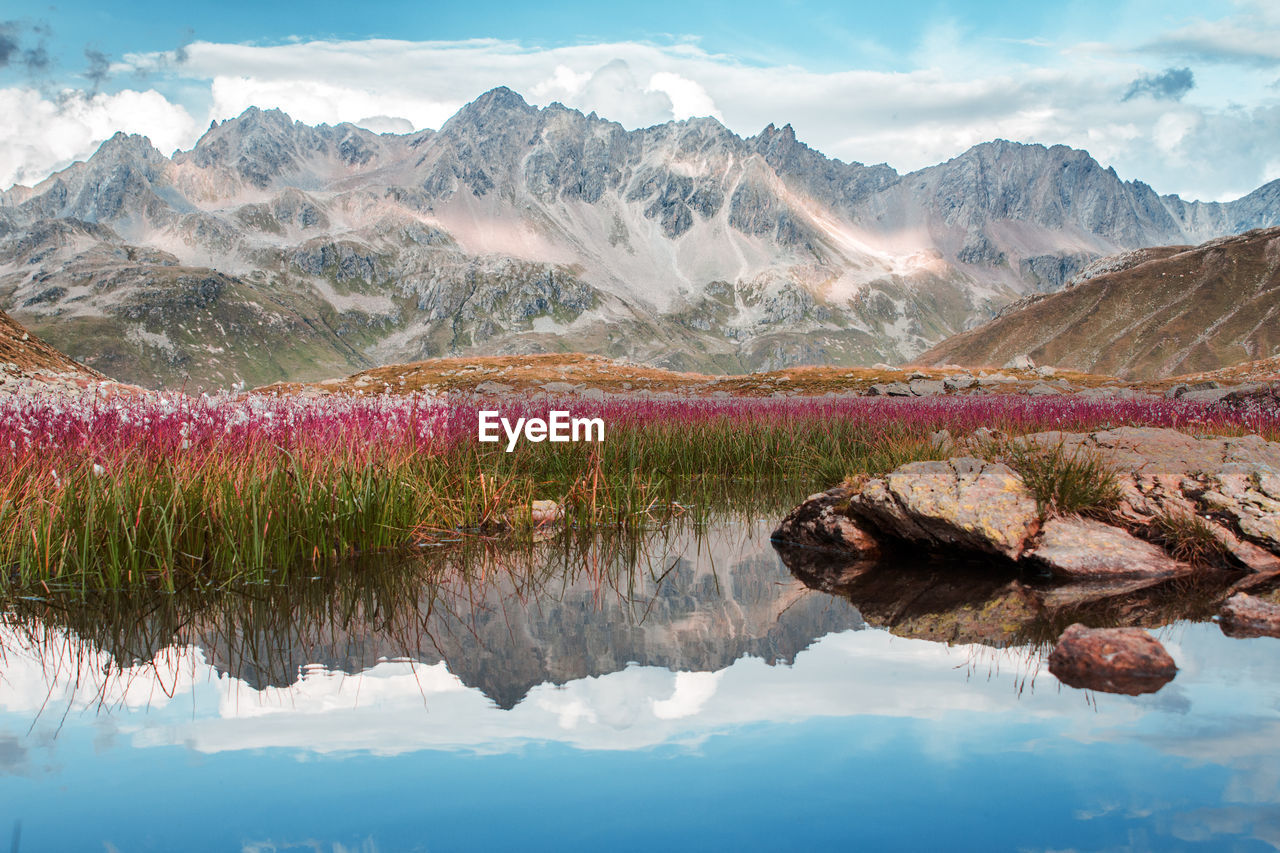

left=1, top=0, right=1279, bottom=201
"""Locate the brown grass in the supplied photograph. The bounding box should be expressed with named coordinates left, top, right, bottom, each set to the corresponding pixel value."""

left=254, top=352, right=1123, bottom=399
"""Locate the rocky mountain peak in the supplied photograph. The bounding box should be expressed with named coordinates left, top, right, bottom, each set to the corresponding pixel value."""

left=94, top=131, right=168, bottom=167
left=747, top=121, right=899, bottom=210
left=176, top=105, right=341, bottom=190
left=914, top=137, right=1183, bottom=243
left=448, top=86, right=538, bottom=126
left=11, top=130, right=176, bottom=225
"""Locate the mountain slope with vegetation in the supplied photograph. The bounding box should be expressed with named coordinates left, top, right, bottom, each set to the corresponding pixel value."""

left=918, top=227, right=1280, bottom=379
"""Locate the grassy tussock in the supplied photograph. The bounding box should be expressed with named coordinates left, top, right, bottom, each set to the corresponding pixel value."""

left=1147, top=512, right=1237, bottom=568
left=999, top=441, right=1124, bottom=517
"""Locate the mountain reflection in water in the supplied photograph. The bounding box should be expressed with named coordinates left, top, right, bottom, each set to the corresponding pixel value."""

left=2, top=522, right=868, bottom=716
left=1, top=520, right=1279, bottom=852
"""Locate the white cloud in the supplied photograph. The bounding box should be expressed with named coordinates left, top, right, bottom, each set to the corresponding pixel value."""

left=3, top=11, right=1279, bottom=201
left=1153, top=110, right=1200, bottom=156
left=557, top=58, right=675, bottom=128
left=353, top=115, right=415, bottom=134
left=208, top=76, right=457, bottom=132
left=651, top=670, right=721, bottom=719
left=1145, top=0, right=1280, bottom=66
left=647, top=71, right=721, bottom=121
left=0, top=87, right=197, bottom=189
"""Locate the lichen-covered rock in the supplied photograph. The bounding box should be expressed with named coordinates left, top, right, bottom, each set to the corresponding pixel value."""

left=1026, top=427, right=1280, bottom=484
left=851, top=458, right=1040, bottom=560
left=1025, top=516, right=1191, bottom=579
left=771, top=486, right=881, bottom=558
left=1048, top=624, right=1177, bottom=695
left=1022, top=428, right=1280, bottom=569
left=1219, top=592, right=1280, bottom=638
left=1199, top=464, right=1280, bottom=551
left=774, top=428, right=1280, bottom=578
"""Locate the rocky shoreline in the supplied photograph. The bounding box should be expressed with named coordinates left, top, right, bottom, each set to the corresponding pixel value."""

left=772, top=426, right=1280, bottom=693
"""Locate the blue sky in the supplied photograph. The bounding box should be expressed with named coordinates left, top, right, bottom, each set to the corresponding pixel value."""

left=7, top=0, right=1242, bottom=78
left=2, top=0, right=1279, bottom=200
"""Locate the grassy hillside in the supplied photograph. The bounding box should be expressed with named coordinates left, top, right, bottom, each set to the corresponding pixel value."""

left=919, top=227, right=1280, bottom=379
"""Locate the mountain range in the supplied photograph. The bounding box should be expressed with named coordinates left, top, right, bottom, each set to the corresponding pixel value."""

left=2, top=86, right=1279, bottom=390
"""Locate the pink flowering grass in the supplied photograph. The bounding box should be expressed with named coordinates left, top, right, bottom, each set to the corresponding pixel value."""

left=1, top=388, right=1274, bottom=590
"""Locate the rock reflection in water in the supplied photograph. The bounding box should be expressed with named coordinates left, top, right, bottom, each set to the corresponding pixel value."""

left=773, top=540, right=1271, bottom=661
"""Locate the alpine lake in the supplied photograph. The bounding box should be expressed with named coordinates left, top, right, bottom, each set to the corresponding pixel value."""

left=2, top=515, right=1278, bottom=852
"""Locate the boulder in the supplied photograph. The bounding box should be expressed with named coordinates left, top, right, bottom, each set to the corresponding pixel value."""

left=1221, top=383, right=1280, bottom=407
left=943, top=374, right=976, bottom=391
left=474, top=380, right=514, bottom=394
left=1219, top=592, right=1280, bottom=638
left=1048, top=624, right=1177, bottom=695
left=1181, top=385, right=1247, bottom=403
left=868, top=382, right=912, bottom=397
left=774, top=427, right=1280, bottom=580
left=1026, top=382, right=1061, bottom=396
left=909, top=379, right=945, bottom=396
left=1020, top=428, right=1280, bottom=568
left=530, top=500, right=563, bottom=526
left=1003, top=354, right=1035, bottom=370
left=771, top=487, right=882, bottom=557
left=1025, top=517, right=1192, bottom=580
left=851, top=458, right=1040, bottom=560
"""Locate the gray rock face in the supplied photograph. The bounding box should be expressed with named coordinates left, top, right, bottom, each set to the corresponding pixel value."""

left=943, top=374, right=976, bottom=391
left=1020, top=252, right=1091, bottom=292
left=1198, top=464, right=1280, bottom=551
left=908, top=378, right=945, bottom=396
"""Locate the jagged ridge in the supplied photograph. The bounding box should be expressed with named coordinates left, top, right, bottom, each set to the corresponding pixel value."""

left=1, top=86, right=1278, bottom=389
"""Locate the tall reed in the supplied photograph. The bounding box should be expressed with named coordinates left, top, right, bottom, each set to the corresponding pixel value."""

left=1, top=389, right=1273, bottom=589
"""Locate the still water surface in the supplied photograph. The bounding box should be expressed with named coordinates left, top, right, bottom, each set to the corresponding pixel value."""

left=1, top=521, right=1278, bottom=851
